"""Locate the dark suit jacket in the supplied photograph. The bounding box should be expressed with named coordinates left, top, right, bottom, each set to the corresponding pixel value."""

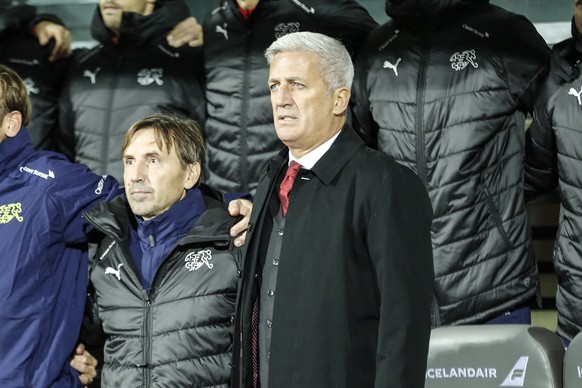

left=232, top=126, right=434, bottom=388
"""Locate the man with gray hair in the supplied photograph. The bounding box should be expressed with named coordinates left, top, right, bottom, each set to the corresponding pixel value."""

left=232, top=31, right=434, bottom=388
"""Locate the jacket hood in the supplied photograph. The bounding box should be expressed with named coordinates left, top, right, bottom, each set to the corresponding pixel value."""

left=91, top=0, right=189, bottom=47
left=385, top=0, right=489, bottom=23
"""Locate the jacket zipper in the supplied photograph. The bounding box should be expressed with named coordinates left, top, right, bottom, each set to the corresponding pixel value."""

left=143, top=289, right=153, bottom=388
left=239, top=29, right=253, bottom=192
left=415, top=40, right=429, bottom=186
left=417, top=35, right=441, bottom=326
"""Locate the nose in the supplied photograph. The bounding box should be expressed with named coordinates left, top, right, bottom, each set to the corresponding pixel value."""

left=274, top=84, right=293, bottom=107
left=126, top=159, right=146, bottom=183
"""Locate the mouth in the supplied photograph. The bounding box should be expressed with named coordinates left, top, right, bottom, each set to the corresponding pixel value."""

left=101, top=3, right=120, bottom=12
left=277, top=113, right=297, bottom=122
left=129, top=185, right=153, bottom=198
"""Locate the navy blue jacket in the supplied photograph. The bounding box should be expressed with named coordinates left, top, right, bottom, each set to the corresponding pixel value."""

left=0, top=128, right=119, bottom=387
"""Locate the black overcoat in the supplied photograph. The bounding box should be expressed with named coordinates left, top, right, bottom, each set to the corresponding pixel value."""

left=233, top=127, right=435, bottom=388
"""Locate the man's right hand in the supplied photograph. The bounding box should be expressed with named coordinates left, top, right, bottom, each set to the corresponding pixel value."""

left=167, top=17, right=203, bottom=48
left=70, top=343, right=97, bottom=387
left=34, top=21, right=72, bottom=62
left=228, top=199, right=253, bottom=247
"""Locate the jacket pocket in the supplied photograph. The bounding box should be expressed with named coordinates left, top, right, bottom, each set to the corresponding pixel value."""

left=482, top=185, right=512, bottom=250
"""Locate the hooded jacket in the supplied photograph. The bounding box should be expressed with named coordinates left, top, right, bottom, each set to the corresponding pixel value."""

left=525, top=19, right=582, bottom=342
left=202, top=0, right=377, bottom=194
left=0, top=5, right=67, bottom=150
left=83, top=188, right=241, bottom=387
left=58, top=1, right=205, bottom=182
left=0, top=128, right=119, bottom=387
left=352, top=0, right=549, bottom=325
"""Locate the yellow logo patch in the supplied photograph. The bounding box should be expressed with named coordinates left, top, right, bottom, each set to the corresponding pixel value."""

left=0, top=203, right=24, bottom=224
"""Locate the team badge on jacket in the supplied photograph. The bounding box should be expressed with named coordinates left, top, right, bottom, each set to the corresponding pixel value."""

left=185, top=250, right=214, bottom=271
left=450, top=49, right=479, bottom=71
left=0, top=203, right=24, bottom=224
left=137, top=68, right=164, bottom=86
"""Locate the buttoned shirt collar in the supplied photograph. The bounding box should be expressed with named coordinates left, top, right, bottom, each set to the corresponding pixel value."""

left=287, top=130, right=341, bottom=169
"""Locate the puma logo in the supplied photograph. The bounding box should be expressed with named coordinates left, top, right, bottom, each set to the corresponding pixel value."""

left=105, top=263, right=124, bottom=281
left=569, top=86, right=582, bottom=106
left=216, top=23, right=228, bottom=40
left=83, top=67, right=101, bottom=85
left=383, top=58, right=402, bottom=76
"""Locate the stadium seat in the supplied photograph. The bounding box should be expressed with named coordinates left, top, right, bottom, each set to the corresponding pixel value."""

left=425, top=325, right=564, bottom=387
left=563, top=330, right=582, bottom=388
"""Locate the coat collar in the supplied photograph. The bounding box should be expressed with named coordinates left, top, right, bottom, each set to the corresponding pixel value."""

left=84, top=185, right=231, bottom=243
left=133, top=187, right=205, bottom=246
left=310, top=126, right=364, bottom=185
left=265, top=125, right=364, bottom=185
left=0, top=127, right=34, bottom=177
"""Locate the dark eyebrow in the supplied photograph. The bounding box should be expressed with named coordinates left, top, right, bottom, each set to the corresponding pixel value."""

left=123, top=151, right=162, bottom=159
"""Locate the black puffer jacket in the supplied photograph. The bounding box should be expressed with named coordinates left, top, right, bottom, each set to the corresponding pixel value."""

left=202, top=0, right=377, bottom=194
left=352, top=0, right=549, bottom=325
left=83, top=192, right=240, bottom=387
left=0, top=5, right=67, bottom=150
left=58, top=1, right=205, bottom=182
left=525, top=20, right=582, bottom=342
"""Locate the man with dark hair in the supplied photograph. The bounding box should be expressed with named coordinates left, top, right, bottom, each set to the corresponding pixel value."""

left=58, top=0, right=205, bottom=183
left=82, top=113, right=244, bottom=387
left=0, top=64, right=249, bottom=386
left=0, top=63, right=113, bottom=387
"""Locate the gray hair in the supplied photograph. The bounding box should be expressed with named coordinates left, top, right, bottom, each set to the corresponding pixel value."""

left=265, top=31, right=354, bottom=93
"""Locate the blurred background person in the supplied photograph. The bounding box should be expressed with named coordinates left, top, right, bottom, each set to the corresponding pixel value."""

left=352, top=0, right=550, bottom=327
left=0, top=0, right=71, bottom=151
left=57, top=0, right=205, bottom=183
left=525, top=0, right=582, bottom=346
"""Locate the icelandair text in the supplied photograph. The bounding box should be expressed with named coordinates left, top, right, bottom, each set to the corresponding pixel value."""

left=426, top=367, right=497, bottom=379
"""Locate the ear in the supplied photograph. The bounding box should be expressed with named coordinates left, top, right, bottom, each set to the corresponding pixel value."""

left=184, top=162, right=202, bottom=190
left=3, top=111, right=22, bottom=138
left=332, top=87, right=351, bottom=116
